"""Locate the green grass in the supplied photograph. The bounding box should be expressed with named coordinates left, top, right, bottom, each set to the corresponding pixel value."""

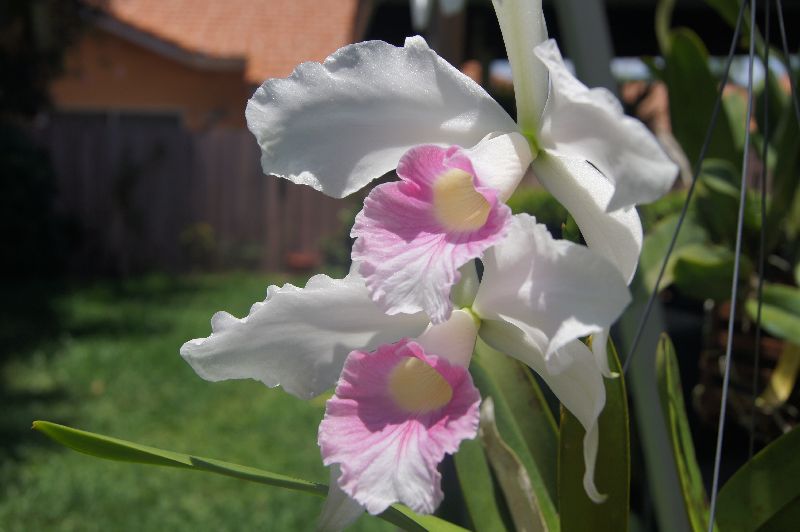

left=0, top=273, right=392, bottom=531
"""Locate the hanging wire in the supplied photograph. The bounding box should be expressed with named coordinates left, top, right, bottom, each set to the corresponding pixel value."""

left=776, top=0, right=800, bottom=125
left=622, top=0, right=748, bottom=374
left=748, top=0, right=770, bottom=461
left=707, top=1, right=758, bottom=529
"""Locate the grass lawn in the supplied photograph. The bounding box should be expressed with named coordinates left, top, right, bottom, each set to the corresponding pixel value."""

left=1, top=273, right=393, bottom=531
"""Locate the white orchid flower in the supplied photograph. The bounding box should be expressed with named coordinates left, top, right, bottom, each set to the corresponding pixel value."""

left=181, top=215, right=631, bottom=527
left=245, top=0, right=676, bottom=370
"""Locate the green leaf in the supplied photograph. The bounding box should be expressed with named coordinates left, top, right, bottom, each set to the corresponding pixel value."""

left=479, top=398, right=547, bottom=532
left=755, top=66, right=789, bottom=144
left=453, top=438, right=509, bottom=532
left=475, top=340, right=559, bottom=498
left=663, top=28, right=739, bottom=170
left=765, top=69, right=800, bottom=247
left=756, top=342, right=800, bottom=412
left=745, top=283, right=800, bottom=345
left=639, top=211, right=707, bottom=293
left=695, top=159, right=762, bottom=247
left=558, top=339, right=630, bottom=532
left=722, top=91, right=748, bottom=152
left=656, top=334, right=715, bottom=532
left=672, top=243, right=750, bottom=302
left=470, top=350, right=559, bottom=532
left=33, top=421, right=466, bottom=532
left=655, top=0, right=676, bottom=54
left=717, top=426, right=800, bottom=531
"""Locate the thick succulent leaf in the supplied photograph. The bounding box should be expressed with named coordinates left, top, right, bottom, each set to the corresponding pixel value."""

left=663, top=29, right=739, bottom=169
left=765, top=106, right=800, bottom=249
left=453, top=438, right=509, bottom=532
left=717, top=426, right=800, bottom=531
left=479, top=398, right=547, bottom=532
left=475, top=339, right=559, bottom=501
left=33, top=421, right=466, bottom=532
left=639, top=211, right=708, bottom=293
left=671, top=243, right=750, bottom=303
left=745, top=283, right=800, bottom=345
left=656, top=334, right=715, bottom=532
left=695, top=160, right=761, bottom=247
left=471, top=342, right=560, bottom=532
left=757, top=342, right=800, bottom=412
left=558, top=339, right=629, bottom=532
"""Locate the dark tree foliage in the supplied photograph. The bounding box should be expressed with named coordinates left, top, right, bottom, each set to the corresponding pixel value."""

left=0, top=0, right=90, bottom=117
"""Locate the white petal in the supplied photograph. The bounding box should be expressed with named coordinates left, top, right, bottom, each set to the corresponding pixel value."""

left=533, top=151, right=643, bottom=284
left=491, top=0, right=549, bottom=135
left=473, top=214, right=631, bottom=366
left=463, top=132, right=533, bottom=201
left=416, top=309, right=479, bottom=367
left=246, top=36, right=517, bottom=198
left=534, top=40, right=678, bottom=210
left=590, top=329, right=617, bottom=378
left=478, top=320, right=606, bottom=501
left=317, top=465, right=364, bottom=532
left=451, top=261, right=480, bottom=308
left=180, top=273, right=429, bottom=399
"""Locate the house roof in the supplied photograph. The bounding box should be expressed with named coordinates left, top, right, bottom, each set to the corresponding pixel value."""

left=97, top=0, right=361, bottom=84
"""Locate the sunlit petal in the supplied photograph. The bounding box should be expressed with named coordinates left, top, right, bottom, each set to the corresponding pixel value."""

left=533, top=152, right=643, bottom=284
left=478, top=320, right=606, bottom=502
left=246, top=36, right=517, bottom=198
left=462, top=132, right=533, bottom=202
left=534, top=40, right=678, bottom=210
left=473, top=214, right=630, bottom=364
left=180, top=273, right=429, bottom=399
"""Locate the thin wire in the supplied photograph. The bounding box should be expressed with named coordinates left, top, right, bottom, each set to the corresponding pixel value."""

left=776, top=0, right=800, bottom=126
left=622, top=0, right=748, bottom=374
left=708, top=1, right=758, bottom=529
left=749, top=0, right=770, bottom=461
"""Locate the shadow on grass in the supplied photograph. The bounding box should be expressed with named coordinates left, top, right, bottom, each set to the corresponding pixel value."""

left=0, top=274, right=195, bottom=463
left=0, top=278, right=70, bottom=461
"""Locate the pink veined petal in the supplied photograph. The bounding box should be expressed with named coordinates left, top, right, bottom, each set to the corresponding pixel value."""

left=352, top=144, right=512, bottom=324
left=318, top=339, right=481, bottom=515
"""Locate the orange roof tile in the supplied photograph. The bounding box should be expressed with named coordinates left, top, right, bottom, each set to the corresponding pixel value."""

left=100, top=0, right=360, bottom=83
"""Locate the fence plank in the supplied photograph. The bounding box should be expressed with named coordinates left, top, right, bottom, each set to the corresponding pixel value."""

left=35, top=112, right=345, bottom=274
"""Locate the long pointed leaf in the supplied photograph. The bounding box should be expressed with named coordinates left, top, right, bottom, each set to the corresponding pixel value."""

left=558, top=339, right=630, bottom=532
left=656, top=334, right=715, bottom=531
left=33, top=421, right=466, bottom=532
left=453, top=438, right=509, bottom=532
left=471, top=342, right=560, bottom=532
left=480, top=397, right=547, bottom=532
left=476, top=339, right=559, bottom=499
left=716, top=426, right=800, bottom=531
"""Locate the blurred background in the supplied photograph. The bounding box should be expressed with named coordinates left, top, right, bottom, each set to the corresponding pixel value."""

left=2, top=0, right=798, bottom=530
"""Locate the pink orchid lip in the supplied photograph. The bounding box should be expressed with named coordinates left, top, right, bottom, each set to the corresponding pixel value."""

left=351, top=144, right=512, bottom=323
left=318, top=339, right=481, bottom=515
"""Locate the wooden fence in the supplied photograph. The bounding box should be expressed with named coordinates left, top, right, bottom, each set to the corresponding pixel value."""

left=35, top=112, right=348, bottom=274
